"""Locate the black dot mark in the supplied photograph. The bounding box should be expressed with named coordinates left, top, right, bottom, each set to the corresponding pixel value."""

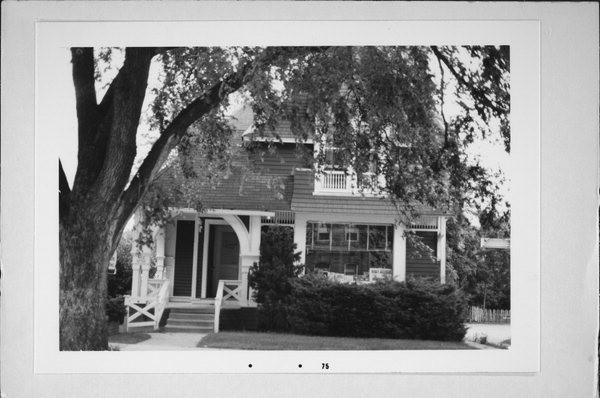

left=248, top=364, right=253, bottom=368
left=298, top=364, right=303, bottom=368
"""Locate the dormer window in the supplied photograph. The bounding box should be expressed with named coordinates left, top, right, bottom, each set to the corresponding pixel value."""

left=316, top=224, right=331, bottom=242
left=324, top=146, right=345, bottom=170
left=345, top=226, right=359, bottom=242
left=313, top=130, right=385, bottom=196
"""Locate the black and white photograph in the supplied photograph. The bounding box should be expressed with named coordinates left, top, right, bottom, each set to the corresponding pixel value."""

left=2, top=2, right=598, bottom=397
left=58, top=45, right=511, bottom=353
left=36, top=18, right=541, bottom=374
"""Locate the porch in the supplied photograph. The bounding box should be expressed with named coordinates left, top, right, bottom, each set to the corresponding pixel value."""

left=124, top=208, right=270, bottom=333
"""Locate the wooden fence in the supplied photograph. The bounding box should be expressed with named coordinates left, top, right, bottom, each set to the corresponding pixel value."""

left=469, top=306, right=511, bottom=323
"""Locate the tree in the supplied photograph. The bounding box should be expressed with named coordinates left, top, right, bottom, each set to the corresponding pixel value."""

left=59, top=46, right=509, bottom=350
left=445, top=209, right=510, bottom=309
left=249, top=227, right=303, bottom=330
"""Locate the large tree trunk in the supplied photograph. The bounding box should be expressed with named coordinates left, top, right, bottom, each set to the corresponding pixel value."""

left=59, top=210, right=114, bottom=350
left=59, top=47, right=254, bottom=350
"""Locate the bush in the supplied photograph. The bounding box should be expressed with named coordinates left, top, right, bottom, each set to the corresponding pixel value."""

left=107, top=233, right=133, bottom=297
left=106, top=295, right=126, bottom=324
left=249, top=226, right=303, bottom=331
left=106, top=233, right=132, bottom=326
left=283, top=275, right=468, bottom=341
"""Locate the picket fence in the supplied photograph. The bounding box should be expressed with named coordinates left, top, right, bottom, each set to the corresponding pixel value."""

left=469, top=306, right=511, bottom=323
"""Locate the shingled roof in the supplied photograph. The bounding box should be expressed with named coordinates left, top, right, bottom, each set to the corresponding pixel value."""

left=153, top=103, right=446, bottom=217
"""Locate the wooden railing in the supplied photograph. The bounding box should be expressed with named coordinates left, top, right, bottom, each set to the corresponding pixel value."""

left=124, top=278, right=170, bottom=331
left=213, top=279, right=244, bottom=333
left=314, top=170, right=383, bottom=195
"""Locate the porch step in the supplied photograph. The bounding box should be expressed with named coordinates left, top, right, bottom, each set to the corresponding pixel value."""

left=168, top=312, right=214, bottom=321
left=163, top=307, right=216, bottom=333
left=163, top=325, right=214, bottom=333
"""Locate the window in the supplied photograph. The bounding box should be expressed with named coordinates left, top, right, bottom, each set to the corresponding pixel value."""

left=316, top=224, right=331, bottom=242
left=305, top=222, right=394, bottom=278
left=345, top=226, right=358, bottom=242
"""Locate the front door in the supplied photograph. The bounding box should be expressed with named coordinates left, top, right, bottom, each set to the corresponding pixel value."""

left=206, top=224, right=240, bottom=297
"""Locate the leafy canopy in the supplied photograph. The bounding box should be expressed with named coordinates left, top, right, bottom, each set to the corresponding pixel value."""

left=139, top=46, right=509, bottom=222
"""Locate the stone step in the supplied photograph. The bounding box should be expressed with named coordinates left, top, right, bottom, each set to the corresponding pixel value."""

left=167, top=306, right=215, bottom=314
left=168, top=312, right=215, bottom=321
left=162, top=324, right=214, bottom=333
left=167, top=318, right=214, bottom=327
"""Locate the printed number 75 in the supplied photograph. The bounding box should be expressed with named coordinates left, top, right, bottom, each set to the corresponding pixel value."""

left=322, top=363, right=329, bottom=369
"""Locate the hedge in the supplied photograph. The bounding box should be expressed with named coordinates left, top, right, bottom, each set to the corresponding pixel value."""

left=264, top=275, right=468, bottom=341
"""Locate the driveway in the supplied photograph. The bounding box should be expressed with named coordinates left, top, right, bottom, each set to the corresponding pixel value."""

left=465, top=323, right=511, bottom=347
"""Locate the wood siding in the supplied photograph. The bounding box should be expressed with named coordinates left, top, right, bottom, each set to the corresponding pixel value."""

left=173, top=220, right=195, bottom=296
left=291, top=169, right=427, bottom=216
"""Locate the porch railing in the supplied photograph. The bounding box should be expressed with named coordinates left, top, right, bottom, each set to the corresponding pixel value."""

left=213, top=279, right=244, bottom=333
left=314, top=170, right=383, bottom=195
left=124, top=278, right=170, bottom=331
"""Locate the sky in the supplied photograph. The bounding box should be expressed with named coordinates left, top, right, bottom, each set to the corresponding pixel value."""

left=57, top=47, right=510, bottom=225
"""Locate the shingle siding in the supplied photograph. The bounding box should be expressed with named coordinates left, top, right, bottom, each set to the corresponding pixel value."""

left=156, top=142, right=310, bottom=212
left=291, top=169, right=399, bottom=215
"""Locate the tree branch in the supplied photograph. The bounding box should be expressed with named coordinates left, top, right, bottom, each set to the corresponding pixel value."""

left=70, top=48, right=101, bottom=190
left=71, top=48, right=98, bottom=130
left=430, top=46, right=508, bottom=116
left=92, top=48, right=157, bottom=202
left=59, top=159, right=71, bottom=220
left=119, top=58, right=256, bottom=217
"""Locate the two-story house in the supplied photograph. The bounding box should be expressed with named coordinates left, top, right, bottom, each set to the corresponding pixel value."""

left=124, top=105, right=449, bottom=333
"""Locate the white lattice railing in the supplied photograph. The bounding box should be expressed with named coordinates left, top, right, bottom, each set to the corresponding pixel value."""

left=314, top=170, right=383, bottom=195
left=262, top=210, right=296, bottom=226
left=125, top=278, right=170, bottom=331
left=408, top=216, right=439, bottom=230
left=213, top=279, right=244, bottom=333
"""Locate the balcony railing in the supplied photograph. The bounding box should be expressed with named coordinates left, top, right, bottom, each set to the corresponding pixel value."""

left=314, top=170, right=383, bottom=196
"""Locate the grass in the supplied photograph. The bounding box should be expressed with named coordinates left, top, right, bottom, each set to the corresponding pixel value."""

left=197, top=331, right=475, bottom=350
left=108, top=332, right=152, bottom=344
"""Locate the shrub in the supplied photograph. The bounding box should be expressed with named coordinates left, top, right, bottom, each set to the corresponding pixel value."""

left=106, top=295, right=126, bottom=324
left=106, top=234, right=132, bottom=326
left=249, top=226, right=303, bottom=331
left=283, top=275, right=468, bottom=341
left=107, top=232, right=133, bottom=297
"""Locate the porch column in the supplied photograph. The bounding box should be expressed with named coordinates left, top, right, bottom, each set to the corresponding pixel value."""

left=130, top=209, right=143, bottom=298
left=154, top=227, right=166, bottom=279
left=130, top=250, right=141, bottom=298
left=293, top=214, right=307, bottom=268
left=241, top=216, right=262, bottom=304
left=393, top=223, right=406, bottom=282
left=437, top=216, right=447, bottom=284
left=139, top=247, right=152, bottom=300
left=164, top=257, right=175, bottom=285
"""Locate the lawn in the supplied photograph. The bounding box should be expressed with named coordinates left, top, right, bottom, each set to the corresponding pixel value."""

left=198, top=332, right=475, bottom=350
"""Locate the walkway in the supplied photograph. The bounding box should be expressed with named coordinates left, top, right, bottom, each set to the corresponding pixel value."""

left=108, top=331, right=213, bottom=351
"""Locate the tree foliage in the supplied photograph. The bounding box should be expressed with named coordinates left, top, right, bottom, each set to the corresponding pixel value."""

left=446, top=210, right=510, bottom=309
left=249, top=227, right=303, bottom=330
left=140, top=46, right=509, bottom=223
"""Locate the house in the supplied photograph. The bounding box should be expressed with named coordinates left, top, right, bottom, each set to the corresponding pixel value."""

left=124, top=105, right=449, bottom=333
